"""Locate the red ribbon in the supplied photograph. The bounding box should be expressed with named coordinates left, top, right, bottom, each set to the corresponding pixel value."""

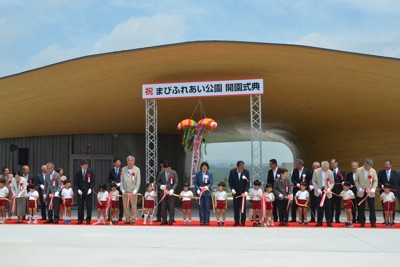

left=261, top=194, right=267, bottom=220
left=302, top=174, right=306, bottom=183
left=358, top=189, right=371, bottom=206
left=158, top=190, right=169, bottom=205
left=198, top=187, right=208, bottom=204
left=241, top=193, right=246, bottom=213
left=126, top=193, right=133, bottom=208
left=169, top=174, right=174, bottom=185
left=87, top=174, right=91, bottom=183
left=19, top=182, right=23, bottom=191
left=11, top=195, right=17, bottom=213
left=339, top=173, right=344, bottom=181
left=52, top=177, right=56, bottom=187
left=131, top=172, right=135, bottom=181
left=320, top=189, right=327, bottom=207
left=286, top=194, right=293, bottom=212
left=48, top=194, right=54, bottom=210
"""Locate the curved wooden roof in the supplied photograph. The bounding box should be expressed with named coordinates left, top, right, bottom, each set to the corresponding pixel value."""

left=1, top=41, right=399, bottom=165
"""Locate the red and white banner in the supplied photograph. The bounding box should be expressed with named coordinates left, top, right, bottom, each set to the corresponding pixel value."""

left=142, top=79, right=264, bottom=99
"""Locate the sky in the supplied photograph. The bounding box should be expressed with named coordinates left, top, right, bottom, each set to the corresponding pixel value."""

left=1, top=0, right=399, bottom=78
left=1, top=0, right=399, bottom=165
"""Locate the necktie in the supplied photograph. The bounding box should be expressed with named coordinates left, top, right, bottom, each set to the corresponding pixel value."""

left=115, top=168, right=118, bottom=176
left=83, top=170, right=86, bottom=178
left=387, top=171, right=390, bottom=181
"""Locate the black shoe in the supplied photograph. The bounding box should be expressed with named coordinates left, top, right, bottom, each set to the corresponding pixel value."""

left=131, top=220, right=136, bottom=225
left=327, top=223, right=333, bottom=227
left=200, top=222, right=204, bottom=226
left=172, top=219, right=176, bottom=223
left=360, top=223, right=365, bottom=227
left=86, top=221, right=91, bottom=225
left=118, top=217, right=123, bottom=221
left=160, top=221, right=168, bottom=225
left=335, top=220, right=341, bottom=223
left=53, top=220, right=59, bottom=224
left=241, top=222, right=245, bottom=226
left=155, top=218, right=161, bottom=222
left=44, top=220, right=53, bottom=224
left=278, top=222, right=283, bottom=226
left=284, top=222, right=289, bottom=226
left=233, top=223, right=240, bottom=227
left=77, top=221, right=83, bottom=225
left=316, top=223, right=322, bottom=227
left=217, top=222, right=221, bottom=226
left=371, top=223, right=377, bottom=228
left=168, top=220, right=173, bottom=225
left=125, top=221, right=131, bottom=225
left=221, top=222, right=225, bottom=226
left=205, top=223, right=209, bottom=226
left=252, top=222, right=257, bottom=227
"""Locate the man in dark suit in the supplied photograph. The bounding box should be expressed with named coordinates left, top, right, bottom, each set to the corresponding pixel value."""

left=108, top=158, right=123, bottom=221
left=267, top=159, right=282, bottom=222
left=346, top=161, right=359, bottom=223
left=330, top=159, right=346, bottom=223
left=74, top=160, right=95, bottom=224
left=228, top=160, right=250, bottom=226
left=152, top=160, right=164, bottom=222
left=291, top=159, right=312, bottom=222
left=378, top=160, right=398, bottom=221
left=156, top=161, right=178, bottom=225
left=35, top=165, right=47, bottom=220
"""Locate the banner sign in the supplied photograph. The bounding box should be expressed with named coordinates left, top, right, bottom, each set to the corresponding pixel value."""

left=142, top=78, right=263, bottom=99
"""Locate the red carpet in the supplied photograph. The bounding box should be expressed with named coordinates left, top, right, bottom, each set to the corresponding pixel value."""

left=3, top=219, right=398, bottom=228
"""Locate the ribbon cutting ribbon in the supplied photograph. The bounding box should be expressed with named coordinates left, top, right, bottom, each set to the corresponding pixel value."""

left=126, top=193, right=133, bottom=208
left=158, top=190, right=169, bottom=205
left=320, top=189, right=328, bottom=207
left=11, top=195, right=17, bottom=213
left=286, top=194, right=293, bottom=212
left=48, top=194, right=54, bottom=210
left=241, top=193, right=246, bottom=214
left=261, top=194, right=267, bottom=220
left=358, top=189, right=371, bottom=206
left=198, top=187, right=209, bottom=204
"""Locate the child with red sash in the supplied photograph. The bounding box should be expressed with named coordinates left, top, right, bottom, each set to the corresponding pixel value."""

left=215, top=182, right=227, bottom=226
left=340, top=181, right=355, bottom=227
left=264, top=184, right=275, bottom=227
left=144, top=183, right=157, bottom=225
left=61, top=180, right=73, bottom=224
left=380, top=183, right=396, bottom=228
left=27, top=184, right=39, bottom=224
left=96, top=184, right=108, bottom=224
left=180, top=183, right=193, bottom=226
left=295, top=183, right=309, bottom=226
left=249, top=180, right=263, bottom=227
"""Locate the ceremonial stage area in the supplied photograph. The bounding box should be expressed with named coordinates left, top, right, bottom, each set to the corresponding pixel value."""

left=3, top=210, right=400, bottom=267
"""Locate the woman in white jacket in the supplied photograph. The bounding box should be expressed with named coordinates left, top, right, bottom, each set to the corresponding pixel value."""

left=11, top=171, right=27, bottom=223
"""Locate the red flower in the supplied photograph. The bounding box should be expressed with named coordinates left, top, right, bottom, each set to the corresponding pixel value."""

left=338, top=173, right=344, bottom=180
left=19, top=182, right=23, bottom=186
left=132, top=172, right=135, bottom=177
left=169, top=175, right=174, bottom=179
left=327, top=178, right=330, bottom=182
left=368, top=175, right=372, bottom=179
left=87, top=174, right=91, bottom=178
left=29, top=179, right=32, bottom=184
left=119, top=171, right=122, bottom=176
left=8, top=180, right=11, bottom=184
left=61, top=180, right=64, bottom=184
left=52, top=177, right=56, bottom=181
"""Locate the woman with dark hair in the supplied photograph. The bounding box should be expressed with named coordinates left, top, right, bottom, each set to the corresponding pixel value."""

left=11, top=171, right=27, bottom=223
left=194, top=162, right=214, bottom=226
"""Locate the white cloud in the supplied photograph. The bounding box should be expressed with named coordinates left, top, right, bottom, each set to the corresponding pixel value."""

left=0, top=17, right=24, bottom=48
left=23, top=44, right=84, bottom=71
left=92, top=13, right=186, bottom=54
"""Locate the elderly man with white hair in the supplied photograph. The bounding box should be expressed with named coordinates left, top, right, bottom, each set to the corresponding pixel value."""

left=44, top=162, right=61, bottom=224
left=312, top=161, right=334, bottom=227
left=355, top=158, right=378, bottom=228
left=120, top=155, right=141, bottom=225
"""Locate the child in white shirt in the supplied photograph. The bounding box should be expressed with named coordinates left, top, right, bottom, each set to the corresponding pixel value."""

left=264, top=184, right=275, bottom=227
left=96, top=184, right=108, bottom=224
left=215, top=182, right=227, bottom=226
left=295, top=183, right=309, bottom=226
left=110, top=183, right=120, bottom=225
left=380, top=184, right=396, bottom=227
left=249, top=180, right=263, bottom=227
left=0, top=179, right=9, bottom=224
left=61, top=180, right=74, bottom=224
left=180, top=183, right=193, bottom=225
left=144, top=183, right=157, bottom=225
left=27, top=184, right=39, bottom=224
left=340, top=182, right=355, bottom=227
